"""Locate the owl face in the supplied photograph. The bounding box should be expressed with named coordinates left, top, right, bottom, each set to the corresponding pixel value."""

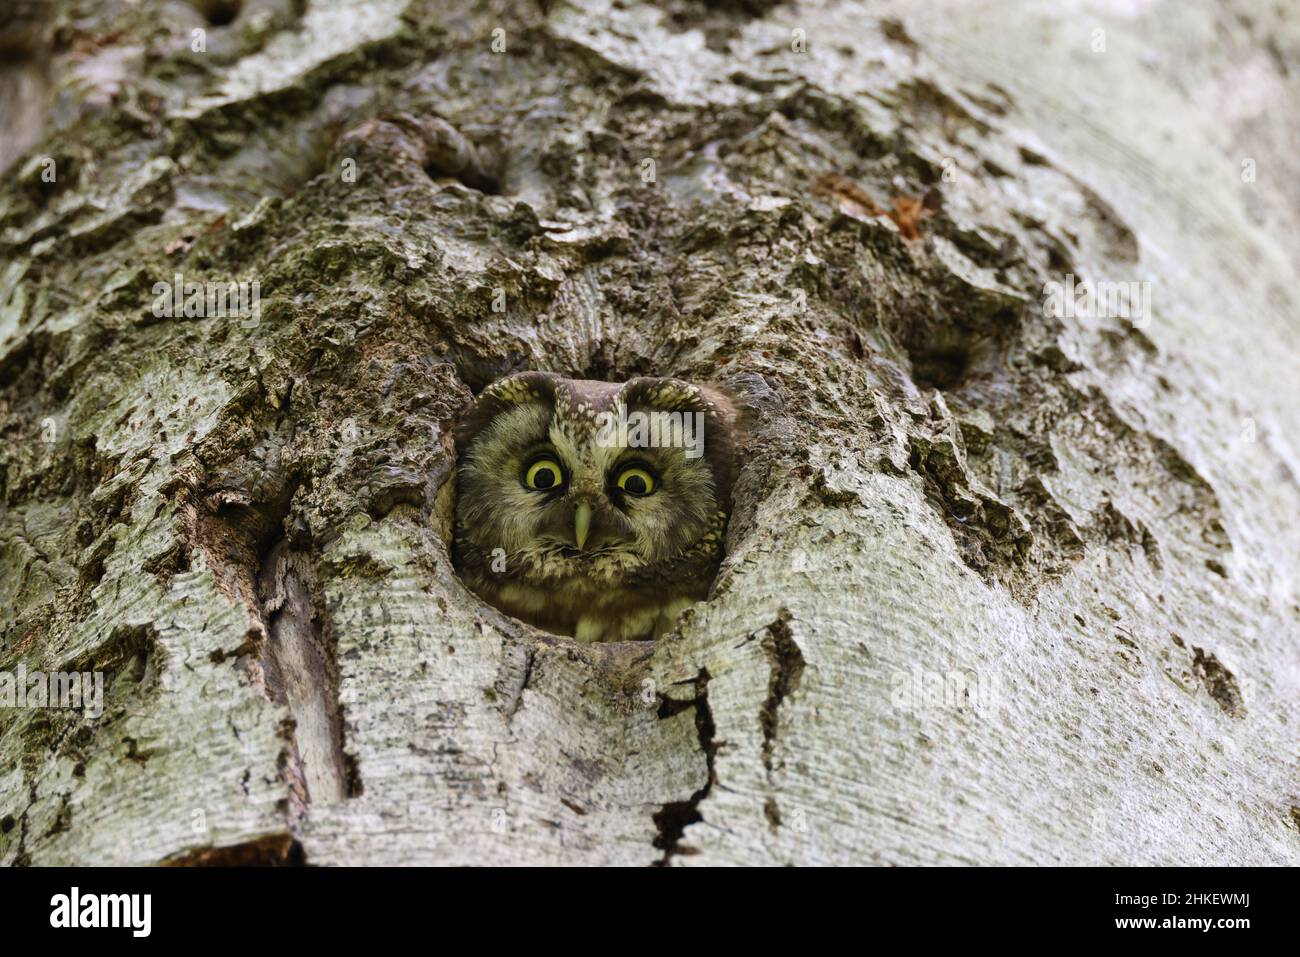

left=452, top=372, right=740, bottom=642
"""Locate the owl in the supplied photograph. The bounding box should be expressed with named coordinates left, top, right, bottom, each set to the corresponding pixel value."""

left=452, top=372, right=742, bottom=643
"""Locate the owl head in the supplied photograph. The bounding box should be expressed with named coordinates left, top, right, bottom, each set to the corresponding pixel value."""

left=451, top=372, right=742, bottom=642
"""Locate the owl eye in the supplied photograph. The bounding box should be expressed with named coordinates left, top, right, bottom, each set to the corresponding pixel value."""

left=614, top=466, right=656, bottom=496
left=523, top=457, right=564, bottom=491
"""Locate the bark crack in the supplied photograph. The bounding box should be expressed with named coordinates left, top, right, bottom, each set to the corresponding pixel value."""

left=758, top=611, right=805, bottom=833
left=651, top=668, right=715, bottom=866
left=759, top=611, right=805, bottom=777
left=257, top=539, right=360, bottom=811
left=164, top=834, right=305, bottom=866
left=1191, top=646, right=1246, bottom=718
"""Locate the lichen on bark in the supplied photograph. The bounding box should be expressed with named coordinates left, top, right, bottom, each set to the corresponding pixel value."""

left=1, top=0, right=1298, bottom=865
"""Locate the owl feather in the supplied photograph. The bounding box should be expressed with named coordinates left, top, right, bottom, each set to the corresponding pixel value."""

left=451, top=372, right=743, bottom=642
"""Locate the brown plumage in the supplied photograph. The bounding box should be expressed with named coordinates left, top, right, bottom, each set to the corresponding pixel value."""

left=452, top=372, right=742, bottom=642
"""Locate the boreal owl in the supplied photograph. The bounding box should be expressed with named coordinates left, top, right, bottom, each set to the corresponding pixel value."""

left=452, top=372, right=742, bottom=642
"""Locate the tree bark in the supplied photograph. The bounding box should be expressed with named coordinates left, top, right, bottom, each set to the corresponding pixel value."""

left=1, top=0, right=1298, bottom=865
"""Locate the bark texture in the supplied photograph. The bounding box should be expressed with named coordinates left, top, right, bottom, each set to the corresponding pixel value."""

left=1, top=0, right=1298, bottom=865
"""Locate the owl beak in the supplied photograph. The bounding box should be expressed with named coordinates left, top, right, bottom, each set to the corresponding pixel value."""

left=574, top=502, right=594, bottom=550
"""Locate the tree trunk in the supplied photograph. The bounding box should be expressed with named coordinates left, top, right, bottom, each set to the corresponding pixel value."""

left=2, top=0, right=1297, bottom=866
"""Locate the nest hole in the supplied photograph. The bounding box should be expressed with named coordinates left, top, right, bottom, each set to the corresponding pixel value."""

left=903, top=324, right=1006, bottom=394
left=441, top=363, right=750, bottom=645
left=196, top=0, right=243, bottom=27
left=909, top=344, right=971, bottom=391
